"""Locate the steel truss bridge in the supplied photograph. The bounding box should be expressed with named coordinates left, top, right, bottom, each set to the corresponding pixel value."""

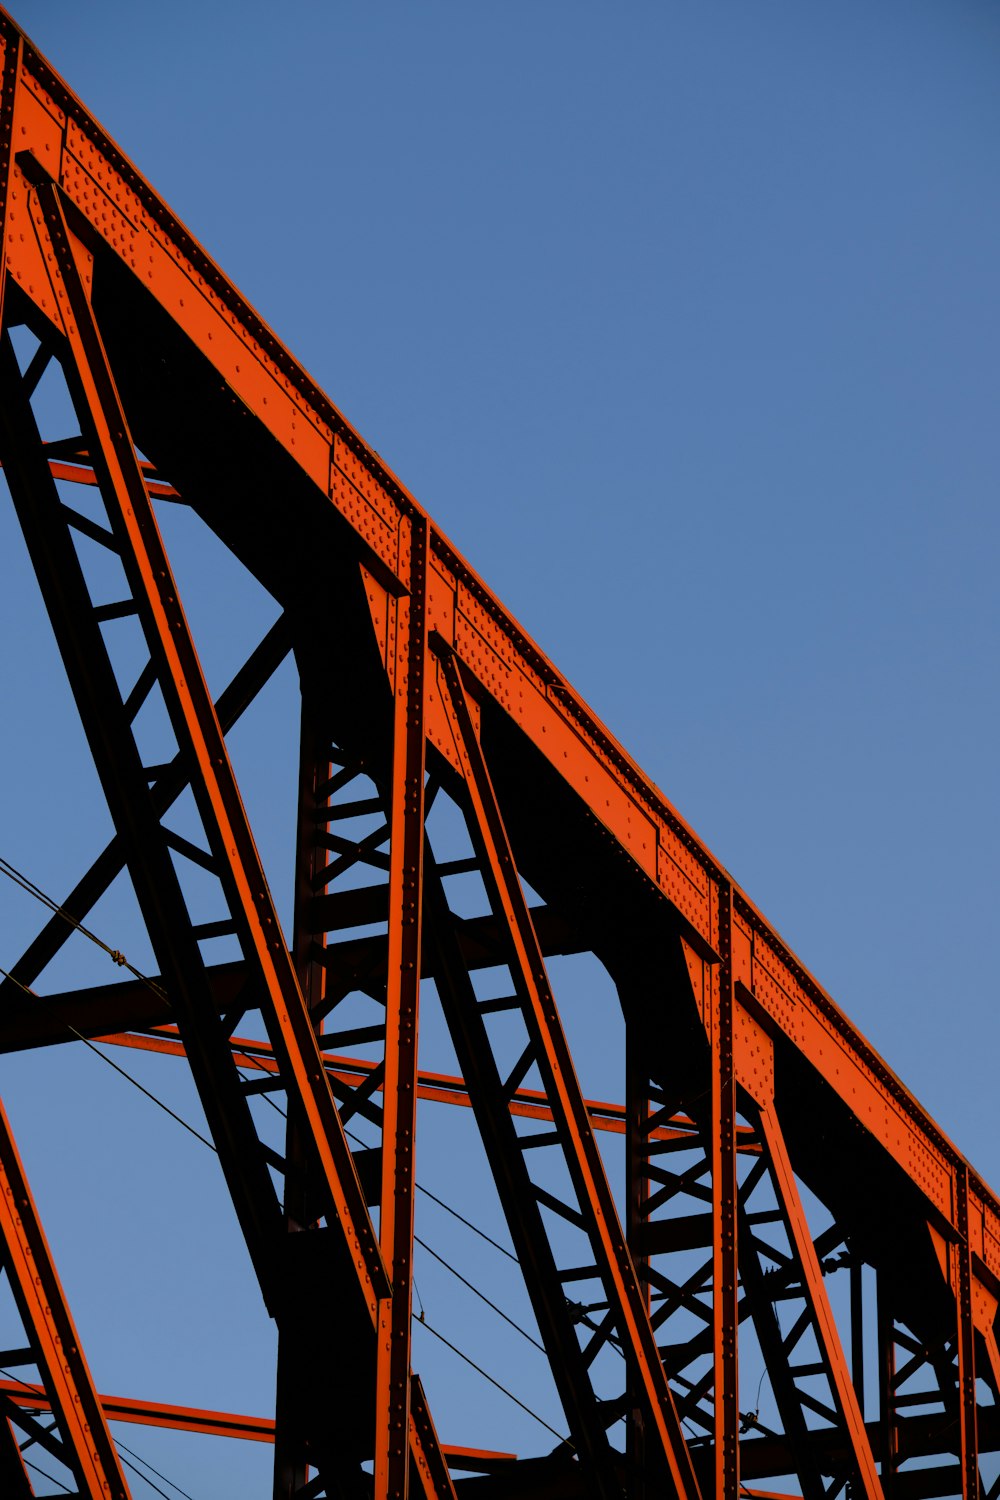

left=0, top=10, right=995, bottom=1499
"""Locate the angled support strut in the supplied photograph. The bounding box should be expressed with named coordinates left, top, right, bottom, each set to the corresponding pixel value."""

left=433, top=637, right=701, bottom=1500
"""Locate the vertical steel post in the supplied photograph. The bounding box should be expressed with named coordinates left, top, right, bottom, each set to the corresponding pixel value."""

left=955, top=1164, right=980, bottom=1500
left=626, top=1024, right=650, bottom=1500
left=21, top=179, right=453, bottom=1495
left=274, top=694, right=333, bottom=1499
left=26, top=170, right=387, bottom=1315
left=851, top=1256, right=866, bottom=1419
left=713, top=885, right=739, bottom=1500
left=376, top=514, right=429, bottom=1500
left=877, top=1275, right=897, bottom=1500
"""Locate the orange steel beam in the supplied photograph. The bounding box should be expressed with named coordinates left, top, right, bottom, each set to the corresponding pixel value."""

left=3, top=1382, right=994, bottom=1474
left=376, top=513, right=430, bottom=1500
left=0, top=1381, right=517, bottom=1473
left=712, top=886, right=739, bottom=1500
left=24, top=171, right=453, bottom=1498
left=0, top=9, right=993, bottom=1495
left=0, top=615, right=288, bottom=1002
left=954, top=1166, right=980, bottom=1500
left=0, top=5, right=986, bottom=1276
left=39, top=455, right=180, bottom=500
left=94, top=1021, right=763, bottom=1149
left=29, top=173, right=385, bottom=1309
left=758, top=1100, right=883, bottom=1500
left=0, top=1098, right=132, bottom=1499
left=435, top=642, right=701, bottom=1500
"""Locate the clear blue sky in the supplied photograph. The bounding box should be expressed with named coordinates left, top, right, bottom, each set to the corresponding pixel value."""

left=1, top=2, right=999, bottom=1493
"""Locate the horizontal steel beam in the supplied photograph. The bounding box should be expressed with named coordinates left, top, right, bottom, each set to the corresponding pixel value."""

left=0, top=1382, right=515, bottom=1474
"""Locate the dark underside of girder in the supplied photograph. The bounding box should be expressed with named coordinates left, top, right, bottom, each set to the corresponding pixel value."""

left=0, top=11, right=998, bottom=1500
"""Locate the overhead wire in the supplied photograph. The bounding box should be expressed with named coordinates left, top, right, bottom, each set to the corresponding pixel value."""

left=118, top=1450, right=183, bottom=1500
left=0, top=850, right=521, bottom=1273
left=22, top=1453, right=73, bottom=1492
left=228, top=1053, right=566, bottom=1449
left=414, top=1317, right=571, bottom=1449
left=0, top=966, right=217, bottom=1154
left=0, top=855, right=601, bottom=1460
left=0, top=854, right=166, bottom=998
left=116, top=1437, right=199, bottom=1500
left=2, top=962, right=569, bottom=1460
left=217, top=1049, right=526, bottom=1344
left=413, top=1231, right=544, bottom=1353
left=413, top=1178, right=518, bottom=1263
left=0, top=1364, right=198, bottom=1500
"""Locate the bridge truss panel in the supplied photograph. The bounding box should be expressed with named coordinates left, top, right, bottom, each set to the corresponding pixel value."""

left=0, top=9, right=995, bottom=1499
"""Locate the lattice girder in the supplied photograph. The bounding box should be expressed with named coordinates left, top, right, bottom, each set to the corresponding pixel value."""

left=0, top=10, right=997, bottom=1500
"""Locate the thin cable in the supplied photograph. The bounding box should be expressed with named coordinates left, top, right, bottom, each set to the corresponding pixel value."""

left=22, top=1453, right=73, bottom=1492
left=414, top=1233, right=544, bottom=1353
left=116, top=1438, right=198, bottom=1500
left=1, top=862, right=562, bottom=1439
left=0, top=853, right=166, bottom=997
left=0, top=967, right=217, bottom=1154
left=755, top=1368, right=767, bottom=1411
left=342, top=1122, right=518, bottom=1265
left=119, top=1450, right=181, bottom=1500
left=2, top=854, right=521, bottom=1267
left=225, top=1063, right=439, bottom=1320
left=0, top=1364, right=196, bottom=1500
left=415, top=1180, right=518, bottom=1263
left=415, top=1317, right=570, bottom=1448
left=1, top=862, right=549, bottom=1375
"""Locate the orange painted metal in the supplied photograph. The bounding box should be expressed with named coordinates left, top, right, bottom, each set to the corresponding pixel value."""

left=434, top=641, right=702, bottom=1500
left=758, top=1101, right=884, bottom=1500
left=0, top=29, right=19, bottom=337
left=0, top=1098, right=132, bottom=1498
left=954, top=1166, right=980, bottom=1500
left=94, top=1022, right=760, bottom=1148
left=712, top=885, right=739, bottom=1500
left=28, top=173, right=390, bottom=1321
left=0, top=1381, right=515, bottom=1471
left=0, top=0, right=982, bottom=1270
left=26, top=172, right=453, bottom=1499
left=376, top=515, right=433, bottom=1500
left=0, top=9, right=995, bottom=1496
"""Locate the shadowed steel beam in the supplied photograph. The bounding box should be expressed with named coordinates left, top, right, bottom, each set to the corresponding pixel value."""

left=28, top=164, right=388, bottom=1320
left=22, top=174, right=450, bottom=1494
left=712, top=886, right=739, bottom=1500
left=758, top=1100, right=883, bottom=1500
left=424, top=854, right=619, bottom=1497
left=0, top=323, right=285, bottom=1303
left=0, top=1381, right=515, bottom=1473
left=0, top=1414, right=31, bottom=1498
left=434, top=638, right=701, bottom=1500
left=2, top=14, right=999, bottom=1496
left=377, top=514, right=432, bottom=1500
left=0, top=612, right=291, bottom=1000
left=954, top=1165, right=980, bottom=1500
